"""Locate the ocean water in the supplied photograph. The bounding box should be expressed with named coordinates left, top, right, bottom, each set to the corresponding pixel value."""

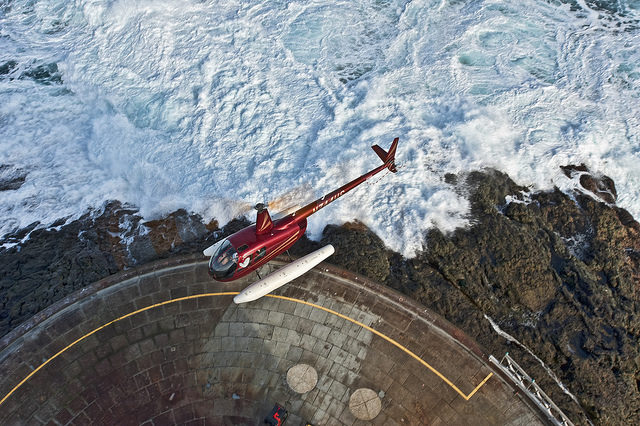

left=0, top=0, right=638, bottom=256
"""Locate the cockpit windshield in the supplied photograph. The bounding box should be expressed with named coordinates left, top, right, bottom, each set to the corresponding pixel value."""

left=208, top=239, right=238, bottom=279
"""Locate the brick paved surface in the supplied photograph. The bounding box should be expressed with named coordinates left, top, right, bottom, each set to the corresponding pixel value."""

left=0, top=257, right=546, bottom=425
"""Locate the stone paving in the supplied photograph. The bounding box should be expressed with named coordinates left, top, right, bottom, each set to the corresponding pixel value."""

left=0, top=256, right=547, bottom=425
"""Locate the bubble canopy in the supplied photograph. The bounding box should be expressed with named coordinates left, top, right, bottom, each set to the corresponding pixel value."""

left=208, top=239, right=238, bottom=280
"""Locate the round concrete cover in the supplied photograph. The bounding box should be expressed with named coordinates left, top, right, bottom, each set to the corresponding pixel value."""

left=349, top=388, right=382, bottom=420
left=286, top=364, right=318, bottom=394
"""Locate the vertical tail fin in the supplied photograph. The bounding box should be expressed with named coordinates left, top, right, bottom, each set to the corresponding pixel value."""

left=255, top=204, right=273, bottom=235
left=371, top=137, right=399, bottom=173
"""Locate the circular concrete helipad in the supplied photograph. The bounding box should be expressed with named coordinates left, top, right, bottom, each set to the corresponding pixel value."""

left=349, top=388, right=382, bottom=420
left=0, top=255, right=546, bottom=425
left=287, top=364, right=318, bottom=394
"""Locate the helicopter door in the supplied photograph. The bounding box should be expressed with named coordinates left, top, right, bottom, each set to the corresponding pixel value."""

left=253, top=247, right=266, bottom=262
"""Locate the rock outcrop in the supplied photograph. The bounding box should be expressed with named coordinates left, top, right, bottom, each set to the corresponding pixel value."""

left=329, top=169, right=640, bottom=426
left=0, top=165, right=27, bottom=191
left=0, top=202, right=222, bottom=337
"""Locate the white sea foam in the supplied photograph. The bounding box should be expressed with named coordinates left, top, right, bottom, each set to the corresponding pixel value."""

left=1, top=0, right=639, bottom=256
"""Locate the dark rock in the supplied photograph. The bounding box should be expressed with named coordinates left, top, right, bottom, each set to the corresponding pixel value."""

left=320, top=221, right=390, bottom=283
left=388, top=169, right=639, bottom=426
left=562, top=164, right=618, bottom=204
left=312, top=169, right=639, bottom=425
left=0, top=165, right=27, bottom=191
left=466, top=169, right=529, bottom=215
left=143, top=209, right=211, bottom=257
left=561, top=164, right=589, bottom=176
left=0, top=201, right=222, bottom=337
left=20, top=63, right=63, bottom=85
left=614, top=207, right=640, bottom=232
left=444, top=173, right=458, bottom=185
left=144, top=214, right=182, bottom=256
left=0, top=60, right=17, bottom=76
left=0, top=214, right=119, bottom=337
left=579, top=174, right=616, bottom=203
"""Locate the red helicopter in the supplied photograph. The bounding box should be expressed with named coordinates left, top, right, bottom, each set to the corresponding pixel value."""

left=204, top=137, right=399, bottom=284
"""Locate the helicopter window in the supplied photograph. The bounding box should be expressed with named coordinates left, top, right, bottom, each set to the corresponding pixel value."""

left=253, top=247, right=266, bottom=262
left=237, top=244, right=249, bottom=253
left=208, top=240, right=238, bottom=279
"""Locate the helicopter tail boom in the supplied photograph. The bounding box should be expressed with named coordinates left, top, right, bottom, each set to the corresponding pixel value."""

left=290, top=137, right=399, bottom=223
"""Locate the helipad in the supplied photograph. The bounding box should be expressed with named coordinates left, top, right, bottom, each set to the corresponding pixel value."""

left=0, top=255, right=546, bottom=425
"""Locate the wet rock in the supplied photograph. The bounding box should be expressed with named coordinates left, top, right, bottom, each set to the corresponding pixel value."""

left=0, top=60, right=17, bottom=76
left=320, top=221, right=390, bottom=283
left=562, top=164, right=618, bottom=204
left=144, top=209, right=211, bottom=257
left=387, top=169, right=639, bottom=426
left=21, top=63, right=63, bottom=85
left=0, top=175, right=25, bottom=191
left=0, top=61, right=64, bottom=84
left=466, top=169, right=530, bottom=215
left=614, top=207, right=640, bottom=231
left=0, top=216, right=119, bottom=337
left=579, top=174, right=616, bottom=203
left=314, top=169, right=639, bottom=425
left=0, top=201, right=221, bottom=337
left=2, top=220, right=39, bottom=244
left=0, top=165, right=27, bottom=191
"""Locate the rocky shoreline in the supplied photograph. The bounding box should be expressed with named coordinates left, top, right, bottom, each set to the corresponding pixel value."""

left=1, top=168, right=639, bottom=425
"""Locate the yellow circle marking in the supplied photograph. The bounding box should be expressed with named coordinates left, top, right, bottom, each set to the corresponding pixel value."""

left=0, top=292, right=491, bottom=407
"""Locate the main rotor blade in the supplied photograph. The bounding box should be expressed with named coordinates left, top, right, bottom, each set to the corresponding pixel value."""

left=230, top=183, right=315, bottom=218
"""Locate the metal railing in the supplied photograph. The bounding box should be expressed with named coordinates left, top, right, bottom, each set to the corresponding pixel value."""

left=489, top=353, right=574, bottom=426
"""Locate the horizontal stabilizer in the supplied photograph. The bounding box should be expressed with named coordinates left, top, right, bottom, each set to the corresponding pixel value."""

left=371, top=137, right=399, bottom=173
left=372, top=145, right=388, bottom=163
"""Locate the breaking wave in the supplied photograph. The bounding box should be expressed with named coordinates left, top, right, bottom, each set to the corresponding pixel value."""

left=1, top=0, right=639, bottom=256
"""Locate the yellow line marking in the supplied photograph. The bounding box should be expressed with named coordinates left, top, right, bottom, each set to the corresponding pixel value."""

left=0, top=292, right=236, bottom=408
left=466, top=370, right=494, bottom=400
left=269, top=295, right=492, bottom=400
left=0, top=292, right=491, bottom=407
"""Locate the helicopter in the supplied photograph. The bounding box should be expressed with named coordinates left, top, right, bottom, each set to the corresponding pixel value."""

left=203, top=137, right=399, bottom=302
